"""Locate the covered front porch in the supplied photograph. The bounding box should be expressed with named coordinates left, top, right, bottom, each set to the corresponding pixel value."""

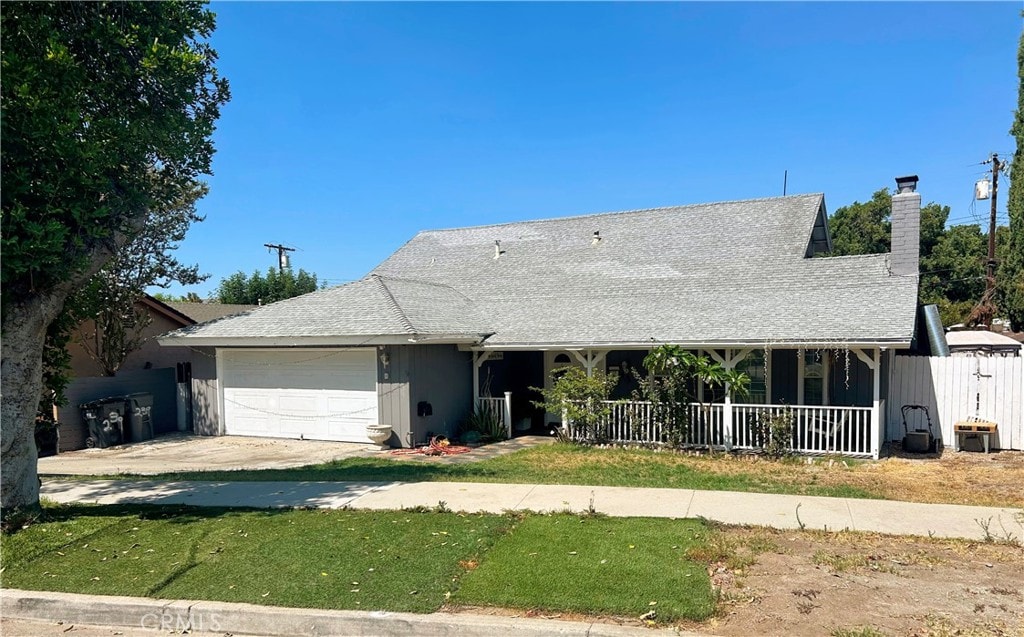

left=471, top=345, right=890, bottom=459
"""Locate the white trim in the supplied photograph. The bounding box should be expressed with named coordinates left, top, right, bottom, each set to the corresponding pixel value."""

left=214, top=347, right=226, bottom=436
left=870, top=347, right=881, bottom=459
left=472, top=351, right=489, bottom=402
left=851, top=347, right=879, bottom=370
left=465, top=340, right=913, bottom=351
left=160, top=334, right=485, bottom=348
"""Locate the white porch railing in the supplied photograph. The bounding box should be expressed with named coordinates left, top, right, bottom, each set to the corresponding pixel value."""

left=476, top=393, right=512, bottom=439
left=566, top=400, right=875, bottom=458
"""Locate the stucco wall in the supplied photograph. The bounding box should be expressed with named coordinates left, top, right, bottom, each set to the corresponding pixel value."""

left=68, top=311, right=191, bottom=378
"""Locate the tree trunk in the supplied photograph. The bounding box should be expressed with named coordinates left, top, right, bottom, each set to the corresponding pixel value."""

left=1, top=292, right=66, bottom=511
left=2, top=233, right=133, bottom=512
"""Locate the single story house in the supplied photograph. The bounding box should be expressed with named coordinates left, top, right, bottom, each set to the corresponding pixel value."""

left=159, top=176, right=925, bottom=459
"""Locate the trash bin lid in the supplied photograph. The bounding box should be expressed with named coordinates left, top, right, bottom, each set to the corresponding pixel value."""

left=79, top=396, right=128, bottom=409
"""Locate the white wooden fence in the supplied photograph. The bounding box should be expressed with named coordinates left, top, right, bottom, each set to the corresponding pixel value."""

left=567, top=401, right=876, bottom=457
left=887, top=356, right=1023, bottom=451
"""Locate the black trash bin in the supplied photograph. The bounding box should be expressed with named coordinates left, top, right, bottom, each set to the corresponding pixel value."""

left=80, top=397, right=126, bottom=448
left=124, top=392, right=155, bottom=443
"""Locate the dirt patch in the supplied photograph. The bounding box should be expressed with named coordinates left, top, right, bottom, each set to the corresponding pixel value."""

left=449, top=526, right=1024, bottom=637
left=696, top=527, right=1024, bottom=637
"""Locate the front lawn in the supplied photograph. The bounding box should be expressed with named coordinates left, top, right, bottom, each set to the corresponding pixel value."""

left=2, top=504, right=716, bottom=622
left=88, top=443, right=875, bottom=498
left=71, top=443, right=1024, bottom=507
left=454, top=515, right=715, bottom=621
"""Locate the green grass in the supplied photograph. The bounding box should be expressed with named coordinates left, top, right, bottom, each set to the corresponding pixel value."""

left=2, top=504, right=717, bottom=622
left=2, top=504, right=513, bottom=613
left=80, top=443, right=876, bottom=500
left=455, top=515, right=716, bottom=622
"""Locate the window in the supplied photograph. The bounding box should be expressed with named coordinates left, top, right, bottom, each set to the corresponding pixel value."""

left=735, top=350, right=767, bottom=404
left=801, top=351, right=828, bottom=406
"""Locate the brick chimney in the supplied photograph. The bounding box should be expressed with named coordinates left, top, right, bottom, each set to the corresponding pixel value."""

left=890, top=175, right=920, bottom=277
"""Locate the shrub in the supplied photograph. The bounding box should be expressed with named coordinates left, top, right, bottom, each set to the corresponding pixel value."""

left=751, top=407, right=795, bottom=459
left=532, top=367, right=616, bottom=444
left=459, top=407, right=507, bottom=443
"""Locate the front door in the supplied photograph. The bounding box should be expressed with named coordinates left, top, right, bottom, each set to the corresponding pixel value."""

left=542, top=351, right=585, bottom=427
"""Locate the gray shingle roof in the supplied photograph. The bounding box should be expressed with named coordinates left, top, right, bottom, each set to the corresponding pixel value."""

left=166, top=194, right=919, bottom=347
left=163, top=275, right=490, bottom=340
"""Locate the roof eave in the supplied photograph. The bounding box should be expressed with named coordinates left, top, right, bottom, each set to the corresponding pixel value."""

left=157, top=333, right=490, bottom=348
left=468, top=339, right=912, bottom=351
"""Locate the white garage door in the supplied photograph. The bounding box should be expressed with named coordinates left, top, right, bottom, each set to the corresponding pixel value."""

left=221, top=349, right=378, bottom=443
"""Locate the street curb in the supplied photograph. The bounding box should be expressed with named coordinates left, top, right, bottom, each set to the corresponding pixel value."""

left=1, top=589, right=702, bottom=637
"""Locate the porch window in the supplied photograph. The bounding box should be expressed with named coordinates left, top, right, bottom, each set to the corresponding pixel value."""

left=734, top=349, right=767, bottom=404
left=801, top=351, right=828, bottom=406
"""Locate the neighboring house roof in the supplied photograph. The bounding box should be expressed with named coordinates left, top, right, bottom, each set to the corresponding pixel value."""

left=140, top=296, right=196, bottom=327
left=160, top=194, right=919, bottom=349
left=946, top=330, right=1024, bottom=354
left=163, top=301, right=258, bottom=324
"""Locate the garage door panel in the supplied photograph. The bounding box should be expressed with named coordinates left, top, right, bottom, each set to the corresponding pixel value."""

left=222, top=349, right=378, bottom=443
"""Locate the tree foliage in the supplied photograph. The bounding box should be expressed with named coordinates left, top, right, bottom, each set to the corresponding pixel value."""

left=1001, top=30, right=1024, bottom=331
left=533, top=367, right=617, bottom=444
left=826, top=188, right=1011, bottom=326
left=1, top=2, right=228, bottom=309
left=1, top=1, right=229, bottom=511
left=67, top=186, right=208, bottom=378
left=635, top=345, right=749, bottom=449
left=216, top=268, right=320, bottom=305
left=829, top=188, right=948, bottom=258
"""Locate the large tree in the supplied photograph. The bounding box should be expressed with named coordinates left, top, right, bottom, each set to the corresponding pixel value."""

left=829, top=188, right=948, bottom=259
left=1, top=2, right=229, bottom=511
left=216, top=267, right=320, bottom=305
left=1000, top=30, right=1024, bottom=331
left=68, top=186, right=208, bottom=378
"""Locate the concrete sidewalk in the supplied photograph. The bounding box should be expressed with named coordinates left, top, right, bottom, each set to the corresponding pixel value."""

left=41, top=478, right=1023, bottom=541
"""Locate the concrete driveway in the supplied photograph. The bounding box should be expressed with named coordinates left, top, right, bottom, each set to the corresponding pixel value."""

left=38, top=433, right=376, bottom=476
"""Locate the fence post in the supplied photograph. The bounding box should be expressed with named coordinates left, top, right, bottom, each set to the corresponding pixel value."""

left=723, top=390, right=733, bottom=451
left=870, top=348, right=881, bottom=459
left=503, top=391, right=513, bottom=440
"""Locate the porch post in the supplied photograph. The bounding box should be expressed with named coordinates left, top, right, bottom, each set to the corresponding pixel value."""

left=503, top=391, right=513, bottom=439
left=871, top=347, right=881, bottom=459
left=723, top=350, right=734, bottom=451
left=472, top=351, right=487, bottom=408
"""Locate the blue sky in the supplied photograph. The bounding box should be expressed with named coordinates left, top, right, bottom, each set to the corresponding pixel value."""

left=162, top=2, right=1022, bottom=298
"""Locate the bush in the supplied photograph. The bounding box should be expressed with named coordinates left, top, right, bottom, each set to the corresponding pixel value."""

left=458, top=407, right=507, bottom=443
left=752, top=408, right=795, bottom=459
left=532, top=367, right=616, bottom=444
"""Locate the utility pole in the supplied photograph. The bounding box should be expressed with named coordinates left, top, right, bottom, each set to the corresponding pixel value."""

left=264, top=243, right=295, bottom=272
left=970, top=154, right=1001, bottom=329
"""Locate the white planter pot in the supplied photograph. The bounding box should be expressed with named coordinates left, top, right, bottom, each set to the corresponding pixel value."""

left=366, top=424, right=393, bottom=450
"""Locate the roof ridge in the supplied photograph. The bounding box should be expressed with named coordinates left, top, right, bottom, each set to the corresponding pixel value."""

left=371, top=273, right=482, bottom=305
left=814, top=253, right=889, bottom=262
left=373, top=274, right=456, bottom=289
left=371, top=274, right=417, bottom=335
left=415, top=193, right=825, bottom=235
